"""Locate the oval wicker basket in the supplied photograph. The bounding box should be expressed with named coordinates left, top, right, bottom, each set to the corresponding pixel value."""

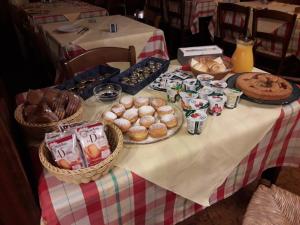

left=39, top=123, right=124, bottom=184
left=14, top=101, right=83, bottom=140
left=190, top=56, right=232, bottom=80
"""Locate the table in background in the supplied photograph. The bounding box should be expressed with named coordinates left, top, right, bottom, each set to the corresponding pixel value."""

left=39, top=61, right=300, bottom=225
left=41, top=15, right=169, bottom=62
left=208, top=1, right=300, bottom=59
left=21, top=0, right=108, bottom=28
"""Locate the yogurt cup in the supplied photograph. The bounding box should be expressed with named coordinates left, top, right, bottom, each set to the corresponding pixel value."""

left=188, top=98, right=209, bottom=113
left=166, top=80, right=182, bottom=103
left=210, top=80, right=227, bottom=94
left=183, top=78, right=199, bottom=92
left=198, top=86, right=214, bottom=101
left=186, top=110, right=207, bottom=135
left=208, top=95, right=227, bottom=116
left=224, top=88, right=243, bottom=109
left=179, top=91, right=199, bottom=110
left=197, top=74, right=214, bottom=87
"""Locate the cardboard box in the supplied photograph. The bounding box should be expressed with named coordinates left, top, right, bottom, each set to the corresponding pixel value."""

left=177, top=46, right=223, bottom=65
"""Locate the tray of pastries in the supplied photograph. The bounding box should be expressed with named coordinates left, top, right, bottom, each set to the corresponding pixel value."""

left=227, top=72, right=300, bottom=105
left=110, top=57, right=170, bottom=95
left=101, top=95, right=183, bottom=144
left=56, top=65, right=120, bottom=100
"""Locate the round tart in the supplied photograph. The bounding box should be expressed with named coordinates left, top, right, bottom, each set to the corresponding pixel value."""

left=134, top=97, right=149, bottom=107
left=111, top=104, right=126, bottom=117
left=127, top=126, right=148, bottom=141
left=160, top=114, right=177, bottom=128
left=114, top=118, right=131, bottom=132
left=236, top=73, right=292, bottom=100
left=103, top=111, right=117, bottom=123
left=149, top=122, right=168, bottom=138
left=138, top=105, right=155, bottom=117
left=157, top=105, right=174, bottom=116
left=122, top=108, right=138, bottom=123
left=139, top=115, right=155, bottom=128
left=120, top=95, right=133, bottom=109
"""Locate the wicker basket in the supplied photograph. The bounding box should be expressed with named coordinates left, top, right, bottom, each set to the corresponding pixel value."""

left=39, top=123, right=124, bottom=184
left=14, top=101, right=83, bottom=140
left=190, top=56, right=232, bottom=80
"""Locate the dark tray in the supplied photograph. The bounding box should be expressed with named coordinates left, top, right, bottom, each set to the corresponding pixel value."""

left=56, top=65, right=120, bottom=100
left=110, top=57, right=170, bottom=95
left=227, top=73, right=300, bottom=105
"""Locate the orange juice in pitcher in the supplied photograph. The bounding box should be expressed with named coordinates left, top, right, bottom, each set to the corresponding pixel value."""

left=231, top=38, right=254, bottom=73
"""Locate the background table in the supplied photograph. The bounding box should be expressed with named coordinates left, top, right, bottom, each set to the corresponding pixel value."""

left=39, top=62, right=300, bottom=225
left=21, top=0, right=108, bottom=28
left=209, top=1, right=300, bottom=59
left=41, top=15, right=169, bottom=61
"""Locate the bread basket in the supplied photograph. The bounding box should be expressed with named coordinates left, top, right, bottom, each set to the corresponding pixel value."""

left=39, top=123, right=124, bottom=184
left=190, top=56, right=232, bottom=80
left=14, top=100, right=83, bottom=140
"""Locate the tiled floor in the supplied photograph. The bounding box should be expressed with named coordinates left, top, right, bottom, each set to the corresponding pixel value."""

left=178, top=167, right=300, bottom=225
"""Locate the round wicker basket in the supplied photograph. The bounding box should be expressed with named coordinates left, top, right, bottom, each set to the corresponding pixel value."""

left=14, top=101, right=83, bottom=140
left=190, top=56, right=232, bottom=80
left=39, top=123, right=124, bottom=184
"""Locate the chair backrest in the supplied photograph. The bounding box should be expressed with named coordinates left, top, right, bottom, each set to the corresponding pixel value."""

left=63, top=46, right=136, bottom=79
left=252, top=9, right=297, bottom=59
left=144, top=0, right=164, bottom=27
left=165, top=0, right=185, bottom=30
left=217, top=3, right=251, bottom=41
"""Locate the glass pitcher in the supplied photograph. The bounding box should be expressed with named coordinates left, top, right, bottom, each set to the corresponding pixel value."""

left=231, top=38, right=254, bottom=73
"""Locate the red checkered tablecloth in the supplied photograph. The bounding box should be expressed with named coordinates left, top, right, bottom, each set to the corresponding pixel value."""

left=63, top=29, right=169, bottom=62
left=39, top=99, right=300, bottom=225
left=22, top=1, right=108, bottom=29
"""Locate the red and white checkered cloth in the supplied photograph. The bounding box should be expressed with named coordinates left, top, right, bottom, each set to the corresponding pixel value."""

left=39, top=99, right=300, bottom=225
left=190, top=0, right=238, bottom=34
left=209, top=8, right=300, bottom=59
left=63, top=29, right=169, bottom=61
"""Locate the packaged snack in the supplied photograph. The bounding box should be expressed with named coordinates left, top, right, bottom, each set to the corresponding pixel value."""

left=47, top=133, right=85, bottom=170
left=76, top=122, right=111, bottom=167
left=58, top=121, right=86, bottom=132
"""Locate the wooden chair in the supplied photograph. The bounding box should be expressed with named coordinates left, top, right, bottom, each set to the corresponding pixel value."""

left=63, top=46, right=136, bottom=79
left=217, top=3, right=251, bottom=56
left=252, top=9, right=297, bottom=74
left=243, top=183, right=300, bottom=225
left=141, top=0, right=164, bottom=28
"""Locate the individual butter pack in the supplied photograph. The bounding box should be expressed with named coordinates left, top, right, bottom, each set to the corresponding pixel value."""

left=75, top=122, right=111, bottom=167
left=47, top=133, right=86, bottom=170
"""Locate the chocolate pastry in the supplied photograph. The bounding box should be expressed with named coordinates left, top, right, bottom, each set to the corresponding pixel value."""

left=26, top=89, right=44, bottom=105
left=43, top=88, right=60, bottom=109
left=23, top=104, right=38, bottom=119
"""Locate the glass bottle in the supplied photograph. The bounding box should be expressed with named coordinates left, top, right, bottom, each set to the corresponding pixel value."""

left=231, top=38, right=254, bottom=73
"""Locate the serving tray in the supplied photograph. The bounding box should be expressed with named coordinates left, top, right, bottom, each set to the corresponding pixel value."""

left=226, top=73, right=300, bottom=105
left=110, top=57, right=170, bottom=95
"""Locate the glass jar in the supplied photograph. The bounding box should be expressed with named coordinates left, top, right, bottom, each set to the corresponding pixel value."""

left=231, top=38, right=254, bottom=73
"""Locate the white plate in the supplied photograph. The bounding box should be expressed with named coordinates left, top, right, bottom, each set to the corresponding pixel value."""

left=56, top=24, right=82, bottom=33
left=99, top=102, right=184, bottom=144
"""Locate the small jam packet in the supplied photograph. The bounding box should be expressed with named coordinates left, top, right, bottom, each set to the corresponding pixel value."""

left=76, top=122, right=111, bottom=167
left=47, top=133, right=85, bottom=170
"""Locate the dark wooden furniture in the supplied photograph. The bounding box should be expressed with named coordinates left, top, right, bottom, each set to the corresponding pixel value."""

left=63, top=46, right=136, bottom=79
left=0, top=79, right=40, bottom=225
left=217, top=3, right=251, bottom=56
left=252, top=9, right=297, bottom=74
left=142, top=0, right=165, bottom=28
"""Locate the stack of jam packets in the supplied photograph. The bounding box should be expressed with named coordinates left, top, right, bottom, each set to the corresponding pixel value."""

left=45, top=122, right=111, bottom=170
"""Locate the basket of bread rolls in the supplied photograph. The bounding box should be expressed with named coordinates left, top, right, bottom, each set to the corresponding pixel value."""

left=14, top=88, right=83, bottom=140
left=39, top=122, right=123, bottom=184
left=190, top=56, right=232, bottom=80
